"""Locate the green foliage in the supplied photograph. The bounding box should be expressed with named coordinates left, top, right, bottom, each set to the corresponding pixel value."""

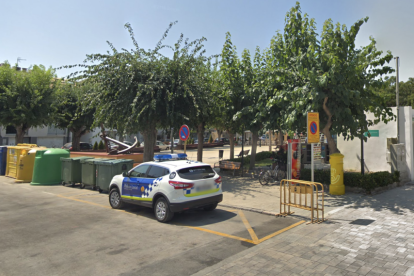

left=0, top=62, right=58, bottom=142
left=266, top=2, right=394, bottom=154
left=53, top=81, right=96, bottom=150
left=98, top=140, right=104, bottom=150
left=93, top=141, right=98, bottom=150
left=376, top=76, right=414, bottom=108
left=208, top=135, right=213, bottom=143
left=300, top=169, right=399, bottom=192
left=136, top=141, right=141, bottom=147
left=62, top=22, right=214, bottom=161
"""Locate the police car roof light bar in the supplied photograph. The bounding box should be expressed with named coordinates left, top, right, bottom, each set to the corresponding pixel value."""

left=154, top=153, right=187, bottom=162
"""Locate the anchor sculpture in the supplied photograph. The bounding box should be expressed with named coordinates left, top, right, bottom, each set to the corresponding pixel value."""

left=99, top=124, right=138, bottom=155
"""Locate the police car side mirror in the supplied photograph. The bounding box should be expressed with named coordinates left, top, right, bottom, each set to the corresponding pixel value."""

left=122, top=172, right=129, bottom=177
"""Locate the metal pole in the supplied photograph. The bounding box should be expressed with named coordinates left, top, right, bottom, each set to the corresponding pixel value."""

left=241, top=128, right=244, bottom=177
left=361, top=133, right=364, bottom=175
left=184, top=139, right=187, bottom=154
left=395, top=57, right=400, bottom=144
left=170, top=128, right=174, bottom=154
left=311, top=143, right=314, bottom=182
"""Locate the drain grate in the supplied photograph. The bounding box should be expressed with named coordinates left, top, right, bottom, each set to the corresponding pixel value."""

left=350, top=219, right=375, bottom=226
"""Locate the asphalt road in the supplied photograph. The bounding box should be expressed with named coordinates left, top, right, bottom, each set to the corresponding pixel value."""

left=0, top=176, right=302, bottom=276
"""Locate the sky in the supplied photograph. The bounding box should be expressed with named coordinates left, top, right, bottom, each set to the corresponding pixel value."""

left=1, top=0, right=413, bottom=81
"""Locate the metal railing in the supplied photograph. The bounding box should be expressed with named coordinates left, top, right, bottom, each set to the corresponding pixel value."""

left=277, top=179, right=326, bottom=224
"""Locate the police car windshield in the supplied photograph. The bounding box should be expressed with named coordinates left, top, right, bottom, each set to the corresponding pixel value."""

left=177, top=166, right=215, bottom=180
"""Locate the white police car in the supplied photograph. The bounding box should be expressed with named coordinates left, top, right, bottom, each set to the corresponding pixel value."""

left=108, top=154, right=223, bottom=222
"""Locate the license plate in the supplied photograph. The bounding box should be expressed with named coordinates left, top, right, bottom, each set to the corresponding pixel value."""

left=196, top=184, right=212, bottom=191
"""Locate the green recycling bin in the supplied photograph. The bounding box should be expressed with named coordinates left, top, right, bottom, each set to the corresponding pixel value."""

left=96, top=159, right=134, bottom=193
left=61, top=157, right=93, bottom=187
left=80, top=158, right=113, bottom=190
left=31, top=149, right=70, bottom=185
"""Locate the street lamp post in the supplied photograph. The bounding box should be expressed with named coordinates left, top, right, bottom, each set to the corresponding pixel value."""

left=395, top=57, right=400, bottom=144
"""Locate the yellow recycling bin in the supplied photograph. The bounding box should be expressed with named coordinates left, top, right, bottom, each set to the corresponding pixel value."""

left=5, top=146, right=33, bottom=178
left=15, top=147, right=47, bottom=183
left=329, top=153, right=345, bottom=195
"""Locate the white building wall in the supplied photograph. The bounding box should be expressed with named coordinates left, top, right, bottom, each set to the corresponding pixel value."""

left=337, top=106, right=413, bottom=181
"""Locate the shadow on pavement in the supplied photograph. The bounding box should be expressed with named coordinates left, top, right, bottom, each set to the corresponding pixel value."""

left=343, top=184, right=414, bottom=215
left=122, top=204, right=237, bottom=226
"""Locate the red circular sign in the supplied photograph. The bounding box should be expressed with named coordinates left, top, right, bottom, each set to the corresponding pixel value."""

left=310, top=121, right=318, bottom=135
left=179, top=125, right=190, bottom=141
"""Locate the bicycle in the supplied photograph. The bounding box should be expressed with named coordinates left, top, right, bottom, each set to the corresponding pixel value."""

left=259, top=161, right=287, bottom=185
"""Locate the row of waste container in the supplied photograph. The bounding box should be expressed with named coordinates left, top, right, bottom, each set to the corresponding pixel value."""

left=0, top=144, right=133, bottom=193
left=61, top=157, right=133, bottom=192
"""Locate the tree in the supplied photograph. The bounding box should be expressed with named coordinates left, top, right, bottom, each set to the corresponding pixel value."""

left=0, top=62, right=58, bottom=144
left=234, top=47, right=268, bottom=169
left=377, top=76, right=414, bottom=108
left=53, top=81, right=96, bottom=151
left=65, top=23, right=211, bottom=161
left=219, top=33, right=247, bottom=159
left=271, top=3, right=394, bottom=154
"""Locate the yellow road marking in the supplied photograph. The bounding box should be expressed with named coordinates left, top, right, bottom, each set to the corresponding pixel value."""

left=258, top=220, right=305, bottom=243
left=68, top=195, right=105, bottom=199
left=238, top=210, right=259, bottom=243
left=54, top=193, right=303, bottom=245
left=57, top=191, right=91, bottom=196
left=68, top=193, right=103, bottom=198
left=185, top=225, right=255, bottom=244
left=56, top=195, right=111, bottom=209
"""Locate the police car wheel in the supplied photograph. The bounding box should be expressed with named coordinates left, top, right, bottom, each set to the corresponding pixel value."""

left=203, top=203, right=218, bottom=211
left=109, top=188, right=124, bottom=209
left=154, top=197, right=174, bottom=223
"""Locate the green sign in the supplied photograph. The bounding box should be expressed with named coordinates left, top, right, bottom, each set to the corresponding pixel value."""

left=364, top=130, right=379, bottom=137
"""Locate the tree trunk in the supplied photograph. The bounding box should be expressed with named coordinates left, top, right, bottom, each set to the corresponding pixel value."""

left=278, top=129, right=283, bottom=146
left=228, top=131, right=235, bottom=160
left=197, top=123, right=204, bottom=162
left=143, top=126, right=157, bottom=162
left=15, top=124, right=29, bottom=144
left=71, top=130, right=83, bottom=151
left=217, top=129, right=223, bottom=141
left=322, top=97, right=340, bottom=154
left=268, top=130, right=272, bottom=152
left=249, top=131, right=259, bottom=170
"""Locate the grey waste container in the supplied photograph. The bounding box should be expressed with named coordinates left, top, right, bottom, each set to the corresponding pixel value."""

left=96, top=159, right=134, bottom=193
left=61, top=156, right=94, bottom=187
left=80, top=158, right=113, bottom=190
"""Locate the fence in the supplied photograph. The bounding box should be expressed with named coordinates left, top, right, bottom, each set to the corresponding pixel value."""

left=278, top=179, right=325, bottom=224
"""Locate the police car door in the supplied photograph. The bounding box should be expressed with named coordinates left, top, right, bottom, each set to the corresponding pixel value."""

left=142, top=165, right=169, bottom=203
left=122, top=164, right=150, bottom=202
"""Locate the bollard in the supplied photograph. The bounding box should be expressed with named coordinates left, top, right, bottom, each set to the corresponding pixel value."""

left=329, top=153, right=345, bottom=195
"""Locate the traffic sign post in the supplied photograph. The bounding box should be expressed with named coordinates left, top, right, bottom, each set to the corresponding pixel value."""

left=307, top=112, right=320, bottom=144
left=307, top=112, right=319, bottom=182
left=179, top=125, right=190, bottom=154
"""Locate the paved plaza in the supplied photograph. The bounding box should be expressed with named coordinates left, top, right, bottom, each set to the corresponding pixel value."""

left=195, top=184, right=414, bottom=276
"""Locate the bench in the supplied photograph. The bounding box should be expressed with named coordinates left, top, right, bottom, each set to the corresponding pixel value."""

left=237, top=150, right=250, bottom=158
left=214, top=161, right=242, bottom=176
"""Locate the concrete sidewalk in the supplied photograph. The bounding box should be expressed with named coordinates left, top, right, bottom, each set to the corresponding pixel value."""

left=219, top=174, right=363, bottom=220
left=176, top=146, right=414, bottom=275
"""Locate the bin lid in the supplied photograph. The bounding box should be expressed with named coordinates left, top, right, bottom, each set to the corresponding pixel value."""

left=60, top=156, right=94, bottom=161
left=95, top=159, right=133, bottom=165
left=82, top=158, right=114, bottom=164
left=117, top=159, right=134, bottom=164
left=16, top=143, right=38, bottom=148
